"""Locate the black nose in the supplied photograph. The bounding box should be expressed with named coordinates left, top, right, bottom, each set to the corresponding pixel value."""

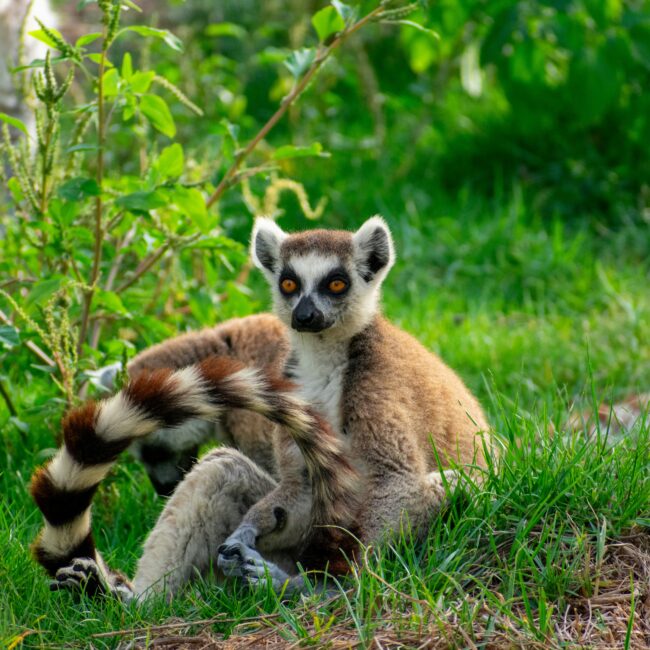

left=292, top=297, right=326, bottom=332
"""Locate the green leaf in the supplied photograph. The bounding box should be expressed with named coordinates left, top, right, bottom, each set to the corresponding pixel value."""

left=331, top=1, right=357, bottom=25
left=388, top=19, right=440, bottom=39
left=0, top=325, right=20, bottom=350
left=272, top=142, right=329, bottom=160
left=129, top=71, right=155, bottom=93
left=205, top=23, right=246, bottom=39
left=120, top=26, right=183, bottom=52
left=140, top=94, right=176, bottom=137
left=121, top=52, right=133, bottom=80
left=312, top=6, right=345, bottom=42
left=64, top=143, right=98, bottom=154
left=26, top=276, right=66, bottom=307
left=284, top=48, right=316, bottom=79
left=29, top=27, right=66, bottom=49
left=121, top=0, right=142, bottom=12
left=7, top=177, right=23, bottom=202
left=68, top=226, right=94, bottom=245
left=116, top=190, right=166, bottom=212
left=216, top=118, right=239, bottom=144
left=102, top=67, right=120, bottom=97
left=76, top=32, right=102, bottom=48
left=95, top=289, right=130, bottom=316
left=0, top=113, right=28, bottom=136
left=87, top=53, right=114, bottom=67
left=49, top=198, right=80, bottom=226
left=58, top=177, right=100, bottom=201
left=155, top=143, right=184, bottom=179
left=167, top=187, right=209, bottom=233
left=9, top=417, right=30, bottom=434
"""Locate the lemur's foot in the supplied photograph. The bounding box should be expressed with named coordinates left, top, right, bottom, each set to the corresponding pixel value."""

left=51, top=557, right=103, bottom=595
left=51, top=557, right=134, bottom=601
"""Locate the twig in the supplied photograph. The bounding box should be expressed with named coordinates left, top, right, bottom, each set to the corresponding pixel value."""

left=90, top=612, right=282, bottom=639
left=0, top=307, right=56, bottom=367
left=114, top=243, right=171, bottom=294
left=77, top=34, right=108, bottom=355
left=88, top=226, right=137, bottom=350
left=0, top=277, right=37, bottom=289
left=115, top=232, right=202, bottom=294
left=0, top=378, right=17, bottom=417
left=205, top=3, right=386, bottom=209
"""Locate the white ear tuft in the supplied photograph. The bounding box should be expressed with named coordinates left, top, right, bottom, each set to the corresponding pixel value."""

left=352, top=215, right=395, bottom=282
left=250, top=217, right=287, bottom=274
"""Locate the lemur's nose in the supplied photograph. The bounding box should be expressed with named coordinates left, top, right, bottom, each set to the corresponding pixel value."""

left=292, top=296, right=326, bottom=332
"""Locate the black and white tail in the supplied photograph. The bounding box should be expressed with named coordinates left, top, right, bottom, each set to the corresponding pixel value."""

left=31, top=356, right=358, bottom=579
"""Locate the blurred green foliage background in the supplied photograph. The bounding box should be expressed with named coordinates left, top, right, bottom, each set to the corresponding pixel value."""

left=1, top=0, right=649, bottom=429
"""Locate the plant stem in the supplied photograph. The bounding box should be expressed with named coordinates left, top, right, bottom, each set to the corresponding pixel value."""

left=77, top=40, right=107, bottom=355
left=0, top=378, right=17, bottom=417
left=89, top=226, right=136, bottom=348
left=115, top=243, right=171, bottom=294
left=39, top=117, right=53, bottom=244
left=205, top=4, right=385, bottom=209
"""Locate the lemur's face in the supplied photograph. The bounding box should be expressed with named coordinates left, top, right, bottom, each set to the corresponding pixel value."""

left=251, top=216, right=395, bottom=336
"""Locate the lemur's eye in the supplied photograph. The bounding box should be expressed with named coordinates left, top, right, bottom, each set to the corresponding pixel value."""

left=280, top=278, right=298, bottom=294
left=328, top=279, right=347, bottom=294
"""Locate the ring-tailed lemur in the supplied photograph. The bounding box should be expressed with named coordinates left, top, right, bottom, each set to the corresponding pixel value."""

left=31, top=216, right=490, bottom=599
left=31, top=355, right=358, bottom=598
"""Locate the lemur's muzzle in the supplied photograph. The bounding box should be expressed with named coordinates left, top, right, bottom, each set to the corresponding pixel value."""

left=292, top=296, right=329, bottom=332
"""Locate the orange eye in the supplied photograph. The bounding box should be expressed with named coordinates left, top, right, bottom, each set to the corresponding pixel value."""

left=328, top=279, right=347, bottom=294
left=280, top=278, right=298, bottom=294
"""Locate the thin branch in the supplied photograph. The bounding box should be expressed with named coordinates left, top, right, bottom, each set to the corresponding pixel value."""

left=205, top=3, right=386, bottom=209
left=88, top=226, right=137, bottom=349
left=0, top=308, right=56, bottom=367
left=115, top=232, right=202, bottom=295
left=0, top=378, right=17, bottom=417
left=114, top=243, right=171, bottom=294
left=0, top=277, right=37, bottom=289
left=77, top=36, right=108, bottom=355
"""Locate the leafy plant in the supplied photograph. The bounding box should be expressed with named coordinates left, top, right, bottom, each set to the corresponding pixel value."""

left=0, top=0, right=411, bottom=412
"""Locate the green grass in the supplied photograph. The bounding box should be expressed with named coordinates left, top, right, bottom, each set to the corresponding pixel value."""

left=1, top=193, right=649, bottom=648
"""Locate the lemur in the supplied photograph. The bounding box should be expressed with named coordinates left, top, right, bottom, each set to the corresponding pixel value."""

left=31, top=355, right=358, bottom=598
left=31, top=216, right=490, bottom=599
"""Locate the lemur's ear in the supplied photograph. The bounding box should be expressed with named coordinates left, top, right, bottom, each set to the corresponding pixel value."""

left=251, top=217, right=287, bottom=274
left=352, top=215, right=395, bottom=282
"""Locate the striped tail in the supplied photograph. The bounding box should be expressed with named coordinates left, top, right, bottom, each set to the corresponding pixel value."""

left=30, top=356, right=358, bottom=578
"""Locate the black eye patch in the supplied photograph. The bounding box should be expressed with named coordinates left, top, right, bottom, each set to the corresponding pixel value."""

left=318, top=267, right=351, bottom=296
left=278, top=267, right=301, bottom=296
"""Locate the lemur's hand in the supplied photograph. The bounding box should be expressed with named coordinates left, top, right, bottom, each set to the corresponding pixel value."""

left=50, top=557, right=134, bottom=601
left=218, top=539, right=294, bottom=591
left=217, top=525, right=258, bottom=578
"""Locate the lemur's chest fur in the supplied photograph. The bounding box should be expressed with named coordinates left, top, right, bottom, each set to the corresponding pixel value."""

left=288, top=335, right=349, bottom=436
